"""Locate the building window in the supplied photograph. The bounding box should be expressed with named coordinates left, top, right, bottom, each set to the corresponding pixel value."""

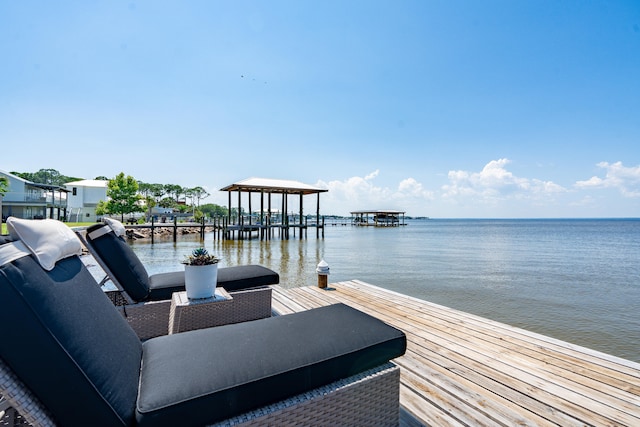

left=72, top=187, right=77, bottom=196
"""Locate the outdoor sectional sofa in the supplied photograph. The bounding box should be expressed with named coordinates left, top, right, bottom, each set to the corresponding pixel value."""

left=0, top=218, right=407, bottom=426
left=79, top=219, right=280, bottom=339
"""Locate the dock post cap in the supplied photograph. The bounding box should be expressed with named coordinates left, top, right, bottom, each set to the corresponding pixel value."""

left=316, top=259, right=330, bottom=275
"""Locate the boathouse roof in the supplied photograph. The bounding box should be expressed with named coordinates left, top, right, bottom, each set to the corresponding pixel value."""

left=220, top=177, right=328, bottom=195
left=350, top=209, right=406, bottom=214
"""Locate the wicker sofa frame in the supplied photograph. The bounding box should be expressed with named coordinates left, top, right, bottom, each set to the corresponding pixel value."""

left=1, top=358, right=400, bottom=427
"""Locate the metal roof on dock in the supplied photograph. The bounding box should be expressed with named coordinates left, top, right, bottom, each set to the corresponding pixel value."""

left=350, top=209, right=406, bottom=214
left=220, top=178, right=328, bottom=195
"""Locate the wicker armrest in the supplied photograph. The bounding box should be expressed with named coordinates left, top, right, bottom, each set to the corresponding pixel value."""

left=116, top=299, right=172, bottom=340
left=220, top=286, right=273, bottom=324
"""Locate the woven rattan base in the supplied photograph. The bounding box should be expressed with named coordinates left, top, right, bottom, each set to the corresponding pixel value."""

left=210, top=362, right=400, bottom=427
left=0, top=359, right=54, bottom=427
left=2, top=357, right=399, bottom=427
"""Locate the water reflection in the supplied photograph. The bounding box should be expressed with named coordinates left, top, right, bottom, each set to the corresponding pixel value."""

left=129, top=234, right=326, bottom=289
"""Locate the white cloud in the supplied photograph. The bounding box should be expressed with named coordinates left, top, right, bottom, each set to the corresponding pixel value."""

left=316, top=171, right=432, bottom=215
left=574, top=176, right=604, bottom=188
left=575, top=161, right=640, bottom=197
left=441, top=158, right=567, bottom=201
left=396, top=178, right=434, bottom=200
left=529, top=179, right=566, bottom=194
left=365, top=170, right=380, bottom=180
left=207, top=160, right=638, bottom=218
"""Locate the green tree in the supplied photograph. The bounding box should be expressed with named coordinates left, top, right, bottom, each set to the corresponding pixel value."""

left=137, top=182, right=157, bottom=219
left=142, top=195, right=156, bottom=220
left=163, top=184, right=184, bottom=203
left=137, top=182, right=153, bottom=198
left=186, top=186, right=209, bottom=208
left=11, top=169, right=81, bottom=186
left=193, top=208, right=204, bottom=222
left=0, top=176, right=8, bottom=223
left=150, top=183, right=165, bottom=202
left=176, top=204, right=190, bottom=214
left=200, top=203, right=228, bottom=219
left=158, top=197, right=177, bottom=209
left=100, top=173, right=144, bottom=221
left=0, top=176, right=8, bottom=196
left=95, top=200, right=108, bottom=217
left=185, top=186, right=210, bottom=216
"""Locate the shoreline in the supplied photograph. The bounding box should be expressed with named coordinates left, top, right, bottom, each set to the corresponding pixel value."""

left=124, top=225, right=216, bottom=240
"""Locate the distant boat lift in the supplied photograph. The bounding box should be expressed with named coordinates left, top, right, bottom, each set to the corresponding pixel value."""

left=350, top=210, right=406, bottom=227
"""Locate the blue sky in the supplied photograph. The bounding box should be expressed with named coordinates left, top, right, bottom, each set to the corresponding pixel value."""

left=2, top=1, right=639, bottom=217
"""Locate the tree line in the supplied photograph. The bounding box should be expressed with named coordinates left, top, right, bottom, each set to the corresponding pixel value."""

left=8, top=168, right=231, bottom=222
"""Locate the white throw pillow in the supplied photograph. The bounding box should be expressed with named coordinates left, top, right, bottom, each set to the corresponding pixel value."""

left=6, top=217, right=83, bottom=271
left=103, top=217, right=126, bottom=237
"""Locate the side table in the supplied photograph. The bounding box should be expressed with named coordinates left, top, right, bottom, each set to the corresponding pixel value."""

left=169, top=288, right=236, bottom=334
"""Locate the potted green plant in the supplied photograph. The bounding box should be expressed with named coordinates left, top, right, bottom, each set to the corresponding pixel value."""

left=182, top=248, right=220, bottom=299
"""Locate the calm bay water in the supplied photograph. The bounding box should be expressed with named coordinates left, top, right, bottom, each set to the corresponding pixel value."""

left=128, top=218, right=640, bottom=362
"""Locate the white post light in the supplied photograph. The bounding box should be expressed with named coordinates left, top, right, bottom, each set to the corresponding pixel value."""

left=316, top=259, right=330, bottom=289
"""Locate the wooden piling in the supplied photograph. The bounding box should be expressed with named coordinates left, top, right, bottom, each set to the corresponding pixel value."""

left=318, top=274, right=328, bottom=289
left=173, top=217, right=178, bottom=242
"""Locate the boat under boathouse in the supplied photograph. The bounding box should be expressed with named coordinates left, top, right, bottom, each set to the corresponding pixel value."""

left=351, top=210, right=407, bottom=227
left=220, top=178, right=328, bottom=240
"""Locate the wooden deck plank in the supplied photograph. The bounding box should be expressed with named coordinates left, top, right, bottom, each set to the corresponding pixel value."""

left=346, top=280, right=640, bottom=374
left=335, top=282, right=640, bottom=426
left=292, top=286, right=595, bottom=425
left=270, top=281, right=640, bottom=427
left=327, top=284, right=640, bottom=422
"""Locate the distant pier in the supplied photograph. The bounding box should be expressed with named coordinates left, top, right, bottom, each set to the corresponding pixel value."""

left=351, top=210, right=407, bottom=227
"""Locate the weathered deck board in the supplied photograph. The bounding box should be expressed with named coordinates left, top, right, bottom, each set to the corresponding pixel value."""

left=270, top=280, right=640, bottom=426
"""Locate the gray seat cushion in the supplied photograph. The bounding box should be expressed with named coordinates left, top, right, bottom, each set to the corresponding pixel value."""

left=137, top=303, right=407, bottom=426
left=216, top=264, right=280, bottom=292
left=147, top=265, right=280, bottom=300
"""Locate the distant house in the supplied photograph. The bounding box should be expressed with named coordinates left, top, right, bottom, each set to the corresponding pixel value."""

left=1, top=169, right=69, bottom=221
left=65, top=179, right=108, bottom=222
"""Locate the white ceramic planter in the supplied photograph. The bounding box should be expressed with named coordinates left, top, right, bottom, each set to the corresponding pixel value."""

left=184, top=264, right=218, bottom=299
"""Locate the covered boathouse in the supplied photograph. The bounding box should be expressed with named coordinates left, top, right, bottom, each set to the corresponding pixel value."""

left=351, top=210, right=406, bottom=227
left=220, top=178, right=328, bottom=240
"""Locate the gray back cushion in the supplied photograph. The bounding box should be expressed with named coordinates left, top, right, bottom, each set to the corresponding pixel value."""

left=85, top=223, right=151, bottom=301
left=0, top=238, right=142, bottom=426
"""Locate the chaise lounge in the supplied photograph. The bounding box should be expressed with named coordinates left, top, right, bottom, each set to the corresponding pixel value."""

left=0, top=218, right=407, bottom=426
left=79, top=219, right=279, bottom=339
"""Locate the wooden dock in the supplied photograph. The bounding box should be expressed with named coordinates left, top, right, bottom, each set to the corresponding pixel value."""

left=270, top=280, right=640, bottom=426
